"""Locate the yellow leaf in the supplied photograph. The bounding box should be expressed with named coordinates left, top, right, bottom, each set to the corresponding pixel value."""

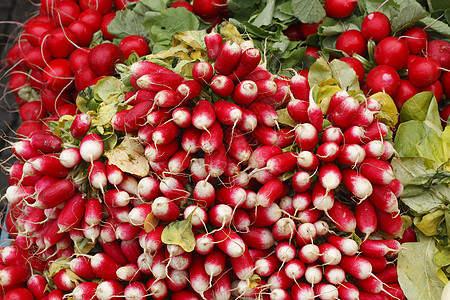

left=414, top=210, right=445, bottom=236
left=370, top=92, right=399, bottom=127
left=144, top=212, right=159, bottom=233
left=277, top=108, right=298, bottom=127
left=161, top=218, right=195, bottom=252
left=218, top=21, right=244, bottom=44
left=313, top=79, right=341, bottom=114
left=104, top=135, right=150, bottom=177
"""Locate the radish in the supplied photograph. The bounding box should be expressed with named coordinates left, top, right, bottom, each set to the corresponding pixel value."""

left=366, top=65, right=401, bottom=97
left=214, top=40, right=242, bottom=75
left=374, top=37, right=409, bottom=70
left=275, top=241, right=297, bottom=263
left=199, top=120, right=223, bottom=153
left=249, top=202, right=283, bottom=227
left=426, top=40, right=450, bottom=69
left=304, top=263, right=322, bottom=284
left=0, top=265, right=31, bottom=288
left=408, top=57, right=442, bottom=88
left=192, top=61, right=214, bottom=85
left=340, top=255, right=373, bottom=279
left=204, top=32, right=223, bottom=60
left=256, top=178, right=285, bottom=207
left=295, top=123, right=318, bottom=151
left=210, top=75, right=234, bottom=97
left=359, top=158, right=395, bottom=185
left=336, top=30, right=367, bottom=56
left=95, top=280, right=124, bottom=300
left=224, top=127, right=252, bottom=162
left=403, top=27, right=428, bottom=55
left=213, top=100, right=243, bottom=125
left=324, top=0, right=358, bottom=18
left=375, top=209, right=403, bottom=237
left=230, top=247, right=255, bottom=280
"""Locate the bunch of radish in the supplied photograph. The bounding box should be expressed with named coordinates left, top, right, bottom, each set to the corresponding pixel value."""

left=5, top=0, right=231, bottom=138
left=0, top=23, right=414, bottom=298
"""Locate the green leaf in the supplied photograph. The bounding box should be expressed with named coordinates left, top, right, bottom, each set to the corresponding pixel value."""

left=107, top=9, right=148, bottom=39
left=391, top=0, right=427, bottom=34
left=308, top=57, right=332, bottom=88
left=252, top=0, right=276, bottom=27
left=139, top=0, right=168, bottom=11
left=419, top=16, right=450, bottom=40
left=403, top=183, right=449, bottom=215
left=161, top=218, right=196, bottom=252
left=93, top=77, right=125, bottom=105
left=329, top=59, right=360, bottom=91
left=394, top=120, right=446, bottom=163
left=400, top=92, right=441, bottom=129
left=391, top=156, right=443, bottom=187
left=398, top=234, right=446, bottom=300
left=146, top=7, right=201, bottom=53
left=291, top=0, right=326, bottom=23
left=358, top=0, right=400, bottom=16
left=427, top=0, right=450, bottom=13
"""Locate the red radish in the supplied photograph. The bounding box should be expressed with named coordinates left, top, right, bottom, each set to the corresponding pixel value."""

left=295, top=123, right=318, bottom=151
left=230, top=247, right=255, bottom=280
left=304, top=263, right=322, bottom=284
left=177, top=80, right=201, bottom=102
left=336, top=30, right=367, bottom=56
left=340, top=255, right=373, bottom=280
left=376, top=209, right=403, bottom=237
left=341, top=168, right=372, bottom=199
left=249, top=101, right=278, bottom=127
left=295, top=222, right=317, bottom=246
left=45, top=27, right=78, bottom=58
left=79, top=133, right=104, bottom=162
left=374, top=37, right=409, bottom=70
left=292, top=170, right=312, bottom=192
left=57, top=193, right=86, bottom=232
left=27, top=275, right=48, bottom=299
left=159, top=176, right=189, bottom=204
left=42, top=58, right=74, bottom=92
left=118, top=35, right=150, bottom=59
left=192, top=99, right=216, bottom=130
left=408, top=57, right=442, bottom=88
left=204, top=32, right=223, bottom=60
left=228, top=47, right=261, bottom=82
left=275, top=241, right=297, bottom=263
left=403, top=27, right=428, bottom=54
left=232, top=80, right=258, bottom=105
left=368, top=184, right=399, bottom=213
left=311, top=181, right=334, bottom=212
left=209, top=75, right=234, bottom=98
left=316, top=142, right=340, bottom=162
left=361, top=12, right=391, bottom=42
left=214, top=41, right=241, bottom=75
left=88, top=161, right=107, bottom=190
left=95, top=280, right=124, bottom=300
left=240, top=227, right=275, bottom=250
left=199, top=120, right=223, bottom=153
left=69, top=256, right=96, bottom=279
left=297, top=150, right=320, bottom=171
left=34, top=179, right=75, bottom=209
left=12, top=140, right=41, bottom=162
left=192, top=61, right=214, bottom=85
left=328, top=95, right=360, bottom=129
left=249, top=202, right=282, bottom=227
left=145, top=139, right=179, bottom=162
left=4, top=288, right=34, bottom=299
left=154, top=89, right=185, bottom=107
left=318, top=162, right=342, bottom=191
left=365, top=64, right=401, bottom=97
left=53, top=269, right=78, bottom=291
left=256, top=178, right=285, bottom=207
left=359, top=158, right=395, bottom=185
left=151, top=197, right=180, bottom=222
left=324, top=0, right=358, bottom=18
left=386, top=178, right=404, bottom=197
left=0, top=265, right=31, bottom=288
left=152, top=121, right=179, bottom=145
left=427, top=40, right=450, bottom=69
left=70, top=113, right=91, bottom=139
left=291, top=282, right=315, bottom=299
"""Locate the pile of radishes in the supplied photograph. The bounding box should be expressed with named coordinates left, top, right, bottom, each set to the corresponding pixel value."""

left=1, top=14, right=415, bottom=297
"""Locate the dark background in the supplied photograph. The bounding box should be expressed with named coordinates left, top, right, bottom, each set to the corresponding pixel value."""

left=0, top=0, right=37, bottom=226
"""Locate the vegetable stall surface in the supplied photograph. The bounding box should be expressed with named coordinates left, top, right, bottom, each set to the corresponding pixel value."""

left=0, top=0, right=449, bottom=299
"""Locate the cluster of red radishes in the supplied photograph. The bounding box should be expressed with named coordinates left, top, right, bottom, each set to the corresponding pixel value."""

left=5, top=0, right=157, bottom=138
left=0, top=22, right=414, bottom=298
left=339, top=12, right=450, bottom=113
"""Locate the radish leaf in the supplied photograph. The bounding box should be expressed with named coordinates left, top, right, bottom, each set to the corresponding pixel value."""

left=398, top=234, right=445, bottom=300
left=161, top=217, right=195, bottom=252
left=291, top=0, right=326, bottom=24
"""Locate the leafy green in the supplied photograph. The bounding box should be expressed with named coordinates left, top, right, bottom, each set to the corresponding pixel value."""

left=398, top=234, right=446, bottom=300
left=291, top=0, right=326, bottom=23
left=391, top=0, right=427, bottom=34
left=329, top=59, right=359, bottom=91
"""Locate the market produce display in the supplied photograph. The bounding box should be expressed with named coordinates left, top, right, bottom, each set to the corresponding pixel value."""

left=1, top=0, right=450, bottom=299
